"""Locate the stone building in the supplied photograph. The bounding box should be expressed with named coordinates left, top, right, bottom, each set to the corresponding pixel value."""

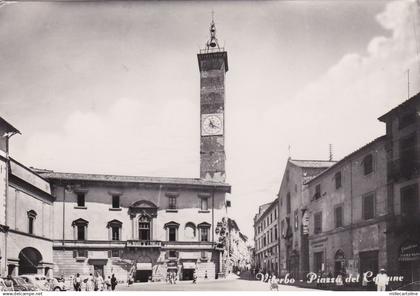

left=35, top=171, right=230, bottom=282
left=379, top=92, right=420, bottom=285
left=0, top=118, right=54, bottom=277
left=253, top=199, right=279, bottom=273
left=277, top=159, right=335, bottom=279
left=303, top=136, right=388, bottom=284
left=227, top=218, right=250, bottom=273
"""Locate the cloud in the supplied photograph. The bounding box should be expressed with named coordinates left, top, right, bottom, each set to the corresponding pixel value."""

left=23, top=97, right=199, bottom=177
left=229, top=0, right=420, bottom=238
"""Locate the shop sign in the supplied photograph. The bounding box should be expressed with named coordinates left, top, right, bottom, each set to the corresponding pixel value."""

left=399, top=240, right=420, bottom=261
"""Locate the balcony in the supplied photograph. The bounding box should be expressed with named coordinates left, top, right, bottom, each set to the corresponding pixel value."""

left=126, top=240, right=162, bottom=248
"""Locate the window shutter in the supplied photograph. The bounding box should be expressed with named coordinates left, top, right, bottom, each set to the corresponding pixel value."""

left=108, top=251, right=112, bottom=258
left=73, top=250, right=77, bottom=258
left=165, top=252, right=169, bottom=260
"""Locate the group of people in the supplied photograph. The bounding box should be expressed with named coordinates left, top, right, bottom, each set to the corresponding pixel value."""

left=166, top=271, right=178, bottom=284
left=72, top=273, right=118, bottom=291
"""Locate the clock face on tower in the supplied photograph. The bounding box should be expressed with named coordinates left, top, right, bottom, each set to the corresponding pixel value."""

left=201, top=113, right=224, bottom=136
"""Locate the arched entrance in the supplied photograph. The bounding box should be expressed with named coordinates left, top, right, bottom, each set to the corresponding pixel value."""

left=19, top=247, right=42, bottom=275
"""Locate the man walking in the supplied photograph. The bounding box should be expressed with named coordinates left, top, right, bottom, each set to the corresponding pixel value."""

left=375, top=269, right=389, bottom=292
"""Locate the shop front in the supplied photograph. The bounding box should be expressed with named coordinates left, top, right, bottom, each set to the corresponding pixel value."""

left=398, top=240, right=420, bottom=284
left=181, top=261, right=196, bottom=280
left=136, top=262, right=152, bottom=282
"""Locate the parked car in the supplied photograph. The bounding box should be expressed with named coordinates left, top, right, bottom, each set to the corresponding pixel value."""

left=19, top=274, right=49, bottom=291
left=3, top=276, right=38, bottom=291
left=0, top=278, right=14, bottom=291
left=48, top=277, right=67, bottom=291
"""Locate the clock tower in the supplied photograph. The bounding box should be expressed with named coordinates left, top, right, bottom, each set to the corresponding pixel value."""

left=198, top=17, right=228, bottom=182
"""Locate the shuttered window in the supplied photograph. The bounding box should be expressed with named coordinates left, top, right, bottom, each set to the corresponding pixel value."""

left=363, top=193, right=375, bottom=220
left=314, top=212, right=322, bottom=234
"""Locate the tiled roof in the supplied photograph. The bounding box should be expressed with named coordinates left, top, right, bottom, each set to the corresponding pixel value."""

left=289, top=159, right=337, bottom=168
left=378, top=92, right=420, bottom=122
left=0, top=116, right=20, bottom=134
left=305, top=135, right=386, bottom=185
left=34, top=170, right=231, bottom=192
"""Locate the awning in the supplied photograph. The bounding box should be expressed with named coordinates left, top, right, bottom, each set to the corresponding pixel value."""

left=136, top=263, right=152, bottom=270
left=182, top=262, right=196, bottom=269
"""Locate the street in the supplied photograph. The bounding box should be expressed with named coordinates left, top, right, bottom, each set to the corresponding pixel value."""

left=116, top=277, right=316, bottom=291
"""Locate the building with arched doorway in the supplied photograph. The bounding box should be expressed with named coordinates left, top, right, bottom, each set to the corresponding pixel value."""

left=37, top=172, right=230, bottom=282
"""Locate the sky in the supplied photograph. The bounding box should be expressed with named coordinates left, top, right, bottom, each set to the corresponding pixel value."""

left=0, top=0, right=419, bottom=241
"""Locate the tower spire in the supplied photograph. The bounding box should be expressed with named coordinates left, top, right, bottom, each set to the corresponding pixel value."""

left=206, top=11, right=220, bottom=50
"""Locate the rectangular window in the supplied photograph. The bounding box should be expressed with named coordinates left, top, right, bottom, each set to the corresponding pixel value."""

left=335, top=172, right=342, bottom=189
left=168, top=197, right=177, bottom=209
left=401, top=184, right=418, bottom=217
left=169, top=228, right=176, bottom=241
left=286, top=193, right=291, bottom=214
left=263, top=235, right=266, bottom=247
left=111, top=226, right=120, bottom=241
left=200, top=228, right=209, bottom=242
left=400, top=133, right=417, bottom=178
left=77, top=193, right=85, bottom=207
left=112, top=195, right=120, bottom=209
left=201, top=198, right=208, bottom=211
left=77, top=225, right=85, bottom=240
left=363, top=193, right=375, bottom=220
left=335, top=206, right=343, bottom=228
left=314, top=184, right=321, bottom=200
left=111, top=250, right=120, bottom=257
left=294, top=209, right=299, bottom=231
left=77, top=250, right=88, bottom=258
left=274, top=225, right=278, bottom=240
left=314, top=212, right=322, bottom=234
left=363, top=155, right=373, bottom=175
left=169, top=250, right=177, bottom=258
left=28, top=217, right=34, bottom=234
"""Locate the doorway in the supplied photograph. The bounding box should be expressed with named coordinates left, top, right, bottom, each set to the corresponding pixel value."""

left=359, top=250, right=378, bottom=291
left=135, top=270, right=152, bottom=282
left=94, top=265, right=104, bottom=278
left=182, top=269, right=194, bottom=280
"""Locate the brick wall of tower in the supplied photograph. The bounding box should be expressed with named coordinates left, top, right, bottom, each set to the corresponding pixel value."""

left=198, top=51, right=228, bottom=182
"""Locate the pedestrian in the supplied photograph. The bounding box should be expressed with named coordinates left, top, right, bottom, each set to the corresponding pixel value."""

left=74, top=273, right=82, bottom=291
left=111, top=274, right=118, bottom=291
left=96, top=273, right=105, bottom=291
left=375, top=269, right=389, bottom=292
left=192, top=271, right=197, bottom=284
left=86, top=273, right=94, bottom=291
left=105, top=276, right=111, bottom=291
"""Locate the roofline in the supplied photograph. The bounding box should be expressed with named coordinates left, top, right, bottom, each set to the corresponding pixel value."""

left=254, top=198, right=278, bottom=223
left=378, top=92, right=420, bottom=122
left=288, top=158, right=337, bottom=168
left=0, top=117, right=21, bottom=135
left=37, top=170, right=231, bottom=193
left=305, top=135, right=386, bottom=185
